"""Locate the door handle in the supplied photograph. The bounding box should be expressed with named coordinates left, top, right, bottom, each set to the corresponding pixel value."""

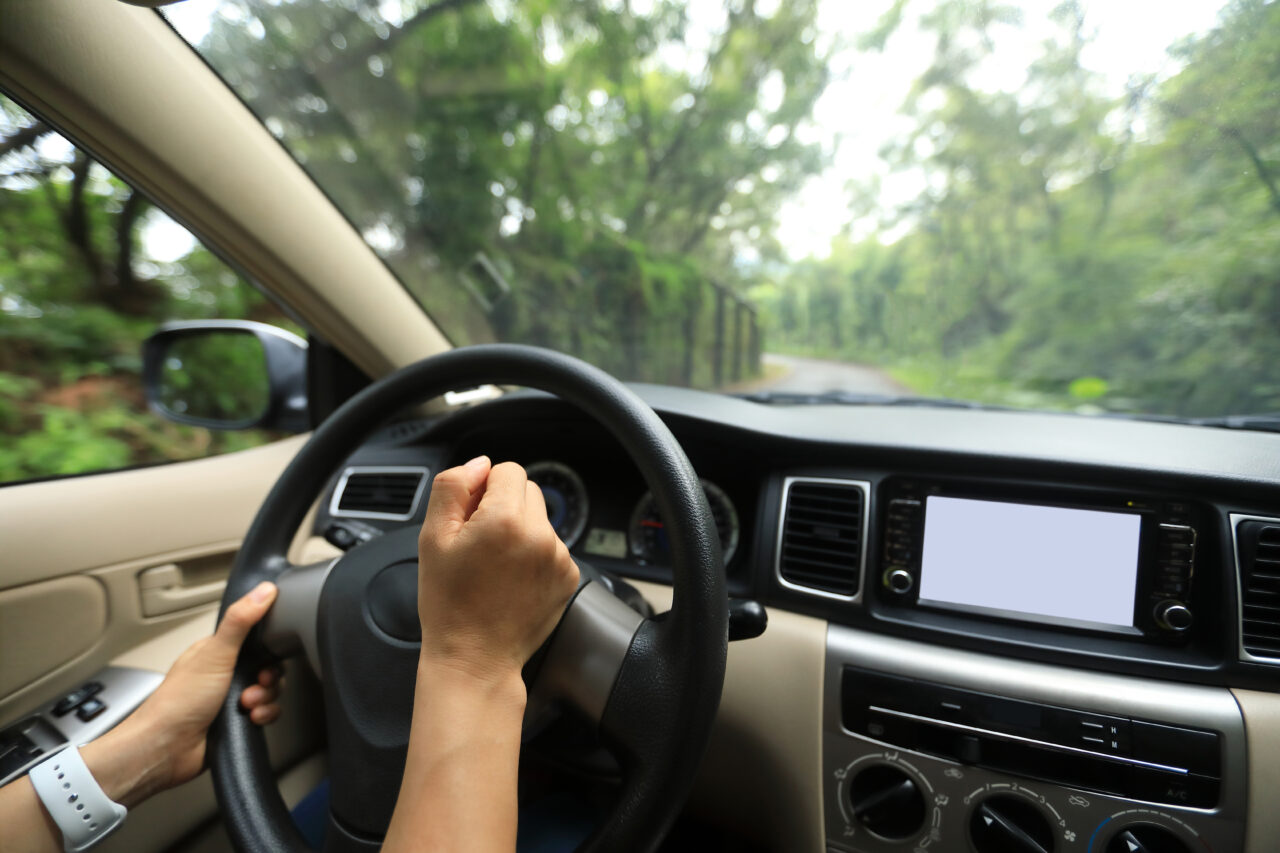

left=138, top=564, right=225, bottom=617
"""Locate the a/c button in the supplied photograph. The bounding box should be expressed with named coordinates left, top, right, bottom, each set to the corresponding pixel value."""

left=1131, top=768, right=1218, bottom=808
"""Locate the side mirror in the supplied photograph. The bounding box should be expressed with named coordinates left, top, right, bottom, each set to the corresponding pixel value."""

left=142, top=321, right=309, bottom=432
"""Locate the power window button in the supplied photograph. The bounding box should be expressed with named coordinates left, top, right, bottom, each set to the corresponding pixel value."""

left=52, top=682, right=104, bottom=717
left=75, top=698, right=106, bottom=722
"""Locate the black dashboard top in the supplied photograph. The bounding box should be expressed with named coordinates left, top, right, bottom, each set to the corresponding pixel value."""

left=317, top=384, right=1280, bottom=693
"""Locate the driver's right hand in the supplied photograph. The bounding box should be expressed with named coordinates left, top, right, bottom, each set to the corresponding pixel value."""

left=416, top=456, right=581, bottom=687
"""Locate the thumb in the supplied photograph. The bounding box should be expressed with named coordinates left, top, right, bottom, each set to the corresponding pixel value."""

left=424, top=456, right=492, bottom=536
left=207, top=581, right=278, bottom=668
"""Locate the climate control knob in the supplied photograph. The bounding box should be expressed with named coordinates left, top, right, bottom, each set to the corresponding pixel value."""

left=848, top=764, right=926, bottom=840
left=969, top=795, right=1054, bottom=853
left=1105, top=824, right=1193, bottom=853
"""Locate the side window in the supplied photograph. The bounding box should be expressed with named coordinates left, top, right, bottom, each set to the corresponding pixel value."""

left=0, top=94, right=301, bottom=485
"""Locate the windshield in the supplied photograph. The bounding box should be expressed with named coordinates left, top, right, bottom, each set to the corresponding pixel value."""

left=166, top=0, right=1278, bottom=420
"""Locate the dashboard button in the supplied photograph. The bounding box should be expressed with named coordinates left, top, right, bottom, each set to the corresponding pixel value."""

left=1130, top=768, right=1218, bottom=808
left=1131, top=721, right=1219, bottom=776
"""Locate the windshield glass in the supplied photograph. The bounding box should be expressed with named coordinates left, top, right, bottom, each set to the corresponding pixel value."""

left=166, top=0, right=1278, bottom=420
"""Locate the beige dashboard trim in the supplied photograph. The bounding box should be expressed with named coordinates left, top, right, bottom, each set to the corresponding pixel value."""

left=1232, top=688, right=1280, bottom=853
left=630, top=581, right=827, bottom=853
left=0, top=0, right=451, bottom=377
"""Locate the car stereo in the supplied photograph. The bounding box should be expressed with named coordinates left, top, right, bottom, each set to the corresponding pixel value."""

left=878, top=479, right=1199, bottom=640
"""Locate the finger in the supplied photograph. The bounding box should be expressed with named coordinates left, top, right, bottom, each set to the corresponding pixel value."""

left=208, top=582, right=278, bottom=668
left=525, top=479, right=551, bottom=529
left=249, top=703, right=281, bottom=726
left=424, top=456, right=492, bottom=535
left=477, top=461, right=529, bottom=514
left=239, top=683, right=272, bottom=709
left=257, top=666, right=282, bottom=688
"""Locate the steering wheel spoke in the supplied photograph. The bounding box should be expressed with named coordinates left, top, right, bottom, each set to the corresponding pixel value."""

left=529, top=579, right=646, bottom=726
left=258, top=557, right=340, bottom=677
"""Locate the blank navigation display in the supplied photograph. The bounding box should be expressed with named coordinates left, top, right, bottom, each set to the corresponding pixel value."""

left=918, top=496, right=1141, bottom=629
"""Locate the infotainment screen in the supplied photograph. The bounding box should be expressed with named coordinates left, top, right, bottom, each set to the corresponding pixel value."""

left=917, top=496, right=1142, bottom=630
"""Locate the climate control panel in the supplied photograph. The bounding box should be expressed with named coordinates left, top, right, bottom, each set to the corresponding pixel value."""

left=824, top=627, right=1246, bottom=853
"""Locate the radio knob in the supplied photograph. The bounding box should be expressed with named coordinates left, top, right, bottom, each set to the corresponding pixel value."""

left=969, top=795, right=1055, bottom=853
left=885, top=568, right=914, bottom=594
left=1154, top=600, right=1193, bottom=632
left=1104, top=824, right=1192, bottom=853
left=848, top=764, right=926, bottom=840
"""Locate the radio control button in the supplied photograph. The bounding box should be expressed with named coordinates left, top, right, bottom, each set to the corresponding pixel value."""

left=885, top=568, right=914, bottom=594
left=1153, top=601, right=1193, bottom=632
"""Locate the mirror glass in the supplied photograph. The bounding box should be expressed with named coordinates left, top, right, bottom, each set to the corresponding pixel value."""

left=155, top=330, right=270, bottom=426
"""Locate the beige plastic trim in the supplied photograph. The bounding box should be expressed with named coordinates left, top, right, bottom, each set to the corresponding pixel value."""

left=0, top=437, right=306, bottom=722
left=629, top=581, right=827, bottom=853
left=0, top=0, right=452, bottom=378
left=1232, top=688, right=1280, bottom=853
left=0, top=576, right=107, bottom=696
left=0, top=436, right=307, bottom=589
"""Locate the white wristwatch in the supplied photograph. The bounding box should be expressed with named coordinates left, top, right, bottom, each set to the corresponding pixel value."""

left=28, top=746, right=127, bottom=853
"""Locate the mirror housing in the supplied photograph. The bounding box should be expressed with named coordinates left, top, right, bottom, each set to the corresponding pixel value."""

left=142, top=320, right=309, bottom=432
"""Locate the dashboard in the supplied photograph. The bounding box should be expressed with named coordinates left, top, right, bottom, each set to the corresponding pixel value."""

left=313, top=384, right=1280, bottom=853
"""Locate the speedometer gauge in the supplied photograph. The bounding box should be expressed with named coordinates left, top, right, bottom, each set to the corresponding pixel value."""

left=628, top=479, right=739, bottom=565
left=526, top=461, right=589, bottom=548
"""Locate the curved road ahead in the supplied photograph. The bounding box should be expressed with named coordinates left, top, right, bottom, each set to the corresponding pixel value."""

left=756, top=353, right=909, bottom=395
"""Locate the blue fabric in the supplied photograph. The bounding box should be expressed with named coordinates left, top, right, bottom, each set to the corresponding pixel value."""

left=289, top=777, right=330, bottom=849
left=517, top=791, right=598, bottom=853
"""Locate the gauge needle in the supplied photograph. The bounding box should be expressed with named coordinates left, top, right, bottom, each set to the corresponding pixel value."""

left=641, top=520, right=664, bottom=529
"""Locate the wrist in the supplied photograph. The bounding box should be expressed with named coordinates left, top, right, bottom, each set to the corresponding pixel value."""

left=416, top=654, right=527, bottom=713
left=78, top=717, right=175, bottom=808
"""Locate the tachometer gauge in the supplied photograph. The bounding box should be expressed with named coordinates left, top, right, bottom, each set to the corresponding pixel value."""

left=629, top=479, right=739, bottom=565
left=525, top=461, right=590, bottom=548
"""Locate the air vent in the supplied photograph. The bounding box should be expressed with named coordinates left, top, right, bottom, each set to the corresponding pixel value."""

left=776, top=478, right=869, bottom=599
left=331, top=467, right=429, bottom=521
left=1236, top=517, right=1280, bottom=661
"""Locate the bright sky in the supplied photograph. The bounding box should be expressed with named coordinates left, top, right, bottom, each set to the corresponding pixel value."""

left=160, top=0, right=1227, bottom=263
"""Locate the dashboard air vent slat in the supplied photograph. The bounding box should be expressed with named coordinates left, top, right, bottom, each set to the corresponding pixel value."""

left=333, top=468, right=428, bottom=520
left=777, top=479, right=867, bottom=598
left=1236, top=519, right=1280, bottom=660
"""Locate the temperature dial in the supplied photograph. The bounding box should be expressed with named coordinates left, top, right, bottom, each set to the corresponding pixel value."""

left=969, top=795, right=1055, bottom=853
left=847, top=764, right=926, bottom=841
left=1105, top=824, right=1193, bottom=853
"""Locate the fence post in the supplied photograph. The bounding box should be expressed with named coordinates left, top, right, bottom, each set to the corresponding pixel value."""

left=712, top=283, right=726, bottom=388
left=731, top=298, right=744, bottom=383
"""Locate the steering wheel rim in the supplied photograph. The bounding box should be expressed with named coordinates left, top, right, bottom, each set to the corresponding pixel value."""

left=209, top=344, right=728, bottom=853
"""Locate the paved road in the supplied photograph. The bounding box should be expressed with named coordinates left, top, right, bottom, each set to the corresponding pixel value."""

left=757, top=353, right=909, bottom=395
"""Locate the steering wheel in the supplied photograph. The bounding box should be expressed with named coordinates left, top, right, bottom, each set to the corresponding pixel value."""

left=207, top=344, right=728, bottom=853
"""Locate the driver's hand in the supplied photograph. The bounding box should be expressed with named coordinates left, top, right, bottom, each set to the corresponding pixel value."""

left=104, top=584, right=284, bottom=795
left=417, top=456, right=581, bottom=686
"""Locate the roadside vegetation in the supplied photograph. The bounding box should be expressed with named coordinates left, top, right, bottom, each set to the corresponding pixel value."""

left=1, top=0, right=1276, bottom=483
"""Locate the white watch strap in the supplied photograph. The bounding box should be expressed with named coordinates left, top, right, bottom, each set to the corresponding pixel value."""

left=28, top=746, right=127, bottom=853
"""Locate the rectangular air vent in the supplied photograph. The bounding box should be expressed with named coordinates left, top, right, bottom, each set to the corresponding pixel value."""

left=776, top=477, right=869, bottom=599
left=330, top=467, right=429, bottom=521
left=1235, top=516, right=1280, bottom=661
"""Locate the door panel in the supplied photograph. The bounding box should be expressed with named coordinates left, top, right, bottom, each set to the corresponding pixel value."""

left=0, top=434, right=305, bottom=721
left=0, top=576, right=107, bottom=696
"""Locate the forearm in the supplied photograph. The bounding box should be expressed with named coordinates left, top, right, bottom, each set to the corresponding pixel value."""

left=0, top=720, right=171, bottom=853
left=382, top=659, right=527, bottom=853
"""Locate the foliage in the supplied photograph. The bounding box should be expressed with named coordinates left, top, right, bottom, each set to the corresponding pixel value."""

left=759, top=0, right=1280, bottom=418
left=190, top=0, right=808, bottom=382
left=0, top=95, right=293, bottom=483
